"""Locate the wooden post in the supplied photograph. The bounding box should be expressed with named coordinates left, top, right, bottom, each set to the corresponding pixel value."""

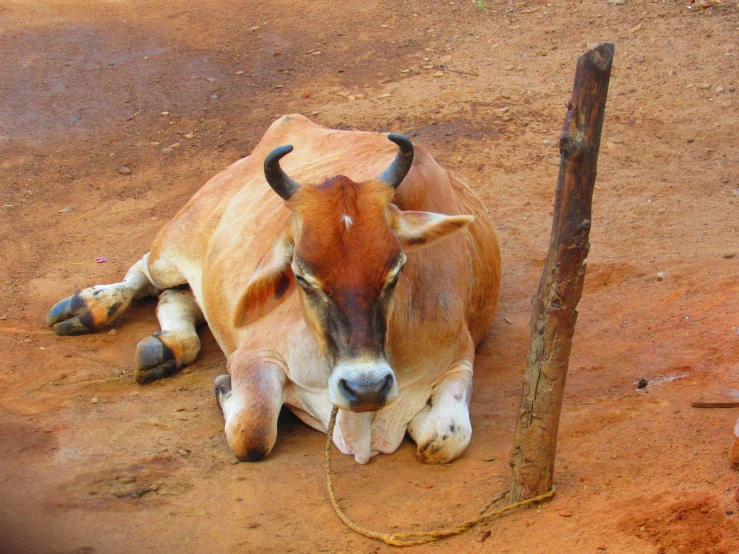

left=509, top=43, right=614, bottom=503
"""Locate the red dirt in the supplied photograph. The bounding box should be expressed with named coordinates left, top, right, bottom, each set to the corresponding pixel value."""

left=1, top=1, right=738, bottom=553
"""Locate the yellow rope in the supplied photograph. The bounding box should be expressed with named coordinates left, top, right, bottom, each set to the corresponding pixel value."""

left=325, top=406, right=555, bottom=547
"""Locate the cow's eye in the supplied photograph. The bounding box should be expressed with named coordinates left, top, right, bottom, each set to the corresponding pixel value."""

left=385, top=271, right=401, bottom=290
left=295, top=275, right=311, bottom=289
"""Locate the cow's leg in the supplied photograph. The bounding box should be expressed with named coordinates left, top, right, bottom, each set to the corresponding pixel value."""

left=407, top=360, right=474, bottom=464
left=214, top=352, right=286, bottom=462
left=47, top=256, right=160, bottom=336
left=135, top=288, right=204, bottom=384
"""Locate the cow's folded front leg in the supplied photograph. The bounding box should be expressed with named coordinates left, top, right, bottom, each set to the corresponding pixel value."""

left=135, top=288, right=204, bottom=383
left=407, top=361, right=474, bottom=464
left=215, top=353, right=287, bottom=462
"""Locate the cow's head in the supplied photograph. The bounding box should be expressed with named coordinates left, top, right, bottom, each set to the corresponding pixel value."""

left=235, top=136, right=473, bottom=412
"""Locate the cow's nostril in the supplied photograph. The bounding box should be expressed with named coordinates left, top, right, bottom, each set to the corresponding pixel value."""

left=379, top=374, right=393, bottom=397
left=339, top=379, right=358, bottom=403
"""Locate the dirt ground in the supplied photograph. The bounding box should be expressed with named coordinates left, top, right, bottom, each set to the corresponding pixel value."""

left=1, top=0, right=738, bottom=552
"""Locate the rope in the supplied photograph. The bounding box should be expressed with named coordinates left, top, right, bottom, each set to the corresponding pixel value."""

left=324, top=406, right=556, bottom=547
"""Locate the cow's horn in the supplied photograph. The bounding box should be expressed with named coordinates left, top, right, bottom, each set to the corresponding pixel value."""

left=378, top=134, right=414, bottom=189
left=264, top=145, right=301, bottom=201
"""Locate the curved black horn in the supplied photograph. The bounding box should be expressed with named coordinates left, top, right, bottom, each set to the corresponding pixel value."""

left=264, top=145, right=301, bottom=201
left=378, top=134, right=414, bottom=189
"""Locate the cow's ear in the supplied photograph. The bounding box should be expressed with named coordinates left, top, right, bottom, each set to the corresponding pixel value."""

left=388, top=204, right=474, bottom=252
left=233, top=234, right=296, bottom=327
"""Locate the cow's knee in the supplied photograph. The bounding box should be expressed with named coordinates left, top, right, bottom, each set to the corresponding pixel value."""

left=215, top=355, right=286, bottom=462
left=408, top=397, right=472, bottom=465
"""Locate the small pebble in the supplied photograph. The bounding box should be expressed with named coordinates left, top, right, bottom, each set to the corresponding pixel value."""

left=184, top=133, right=195, bottom=139
left=161, top=148, right=173, bottom=154
left=234, top=70, right=244, bottom=75
left=160, top=111, right=169, bottom=116
left=637, top=377, right=648, bottom=389
left=117, top=166, right=132, bottom=175
left=656, top=271, right=665, bottom=281
left=558, top=510, right=572, bottom=517
left=91, top=397, right=99, bottom=403
left=168, top=143, right=181, bottom=149
left=108, top=329, right=118, bottom=336
left=59, top=207, right=74, bottom=214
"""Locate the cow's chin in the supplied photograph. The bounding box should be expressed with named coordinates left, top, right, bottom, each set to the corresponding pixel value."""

left=328, top=360, right=399, bottom=413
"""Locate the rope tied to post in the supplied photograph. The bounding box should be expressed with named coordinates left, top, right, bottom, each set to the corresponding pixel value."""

left=324, top=406, right=555, bottom=547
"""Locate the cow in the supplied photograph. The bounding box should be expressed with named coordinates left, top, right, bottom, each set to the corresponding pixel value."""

left=47, top=115, right=501, bottom=464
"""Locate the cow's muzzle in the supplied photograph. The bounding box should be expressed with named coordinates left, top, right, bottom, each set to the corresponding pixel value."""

left=328, top=361, right=398, bottom=412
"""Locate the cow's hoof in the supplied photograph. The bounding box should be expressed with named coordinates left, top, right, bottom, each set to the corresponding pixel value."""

left=134, top=335, right=179, bottom=383
left=416, top=424, right=470, bottom=465
left=47, top=294, right=95, bottom=335
left=214, top=374, right=232, bottom=414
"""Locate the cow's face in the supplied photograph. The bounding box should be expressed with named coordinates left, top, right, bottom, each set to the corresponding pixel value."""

left=234, top=136, right=473, bottom=413
left=290, top=177, right=404, bottom=412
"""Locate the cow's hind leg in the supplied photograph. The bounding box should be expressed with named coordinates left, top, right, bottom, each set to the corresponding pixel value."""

left=214, top=352, right=286, bottom=462
left=47, top=256, right=160, bottom=336
left=407, top=360, right=474, bottom=464
left=135, top=288, right=204, bottom=384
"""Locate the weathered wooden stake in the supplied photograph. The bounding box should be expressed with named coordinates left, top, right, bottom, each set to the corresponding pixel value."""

left=509, top=43, right=614, bottom=503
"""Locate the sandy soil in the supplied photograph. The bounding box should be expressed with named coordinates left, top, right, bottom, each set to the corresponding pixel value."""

left=1, top=1, right=738, bottom=553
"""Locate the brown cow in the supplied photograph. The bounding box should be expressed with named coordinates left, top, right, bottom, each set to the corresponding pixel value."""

left=47, top=115, right=501, bottom=464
